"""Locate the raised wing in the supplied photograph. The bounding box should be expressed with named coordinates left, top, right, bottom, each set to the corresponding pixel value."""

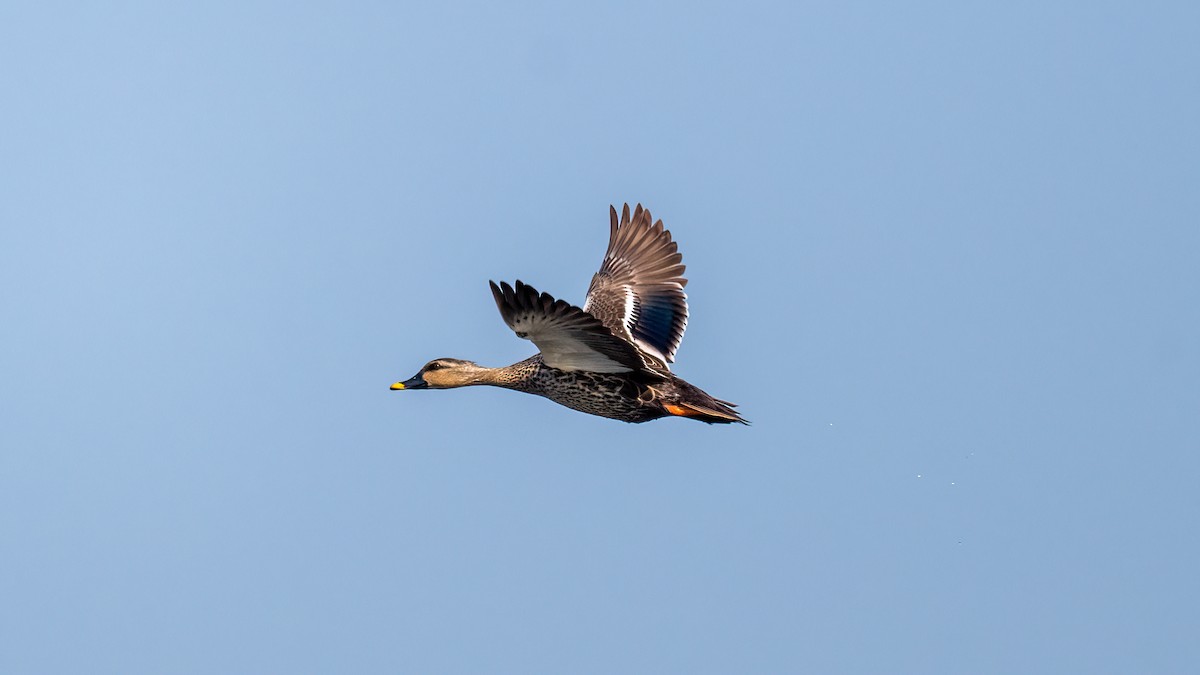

left=583, top=203, right=688, bottom=366
left=489, top=280, right=646, bottom=373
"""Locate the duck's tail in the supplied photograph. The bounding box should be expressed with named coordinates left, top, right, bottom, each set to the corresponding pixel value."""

left=661, top=381, right=749, bottom=425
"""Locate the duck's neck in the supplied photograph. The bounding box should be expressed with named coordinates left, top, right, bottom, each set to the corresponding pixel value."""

left=473, top=357, right=540, bottom=390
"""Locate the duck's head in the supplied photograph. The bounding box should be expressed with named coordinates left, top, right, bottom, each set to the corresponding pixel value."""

left=391, top=358, right=486, bottom=390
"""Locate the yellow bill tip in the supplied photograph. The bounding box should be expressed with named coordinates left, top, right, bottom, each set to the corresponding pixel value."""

left=390, top=382, right=405, bottom=390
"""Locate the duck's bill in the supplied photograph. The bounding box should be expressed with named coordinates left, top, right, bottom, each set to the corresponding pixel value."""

left=390, top=376, right=427, bottom=390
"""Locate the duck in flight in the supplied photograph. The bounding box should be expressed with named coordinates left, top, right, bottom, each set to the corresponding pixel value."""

left=391, top=203, right=747, bottom=424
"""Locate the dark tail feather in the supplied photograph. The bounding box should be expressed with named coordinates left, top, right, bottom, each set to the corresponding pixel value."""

left=662, top=394, right=749, bottom=425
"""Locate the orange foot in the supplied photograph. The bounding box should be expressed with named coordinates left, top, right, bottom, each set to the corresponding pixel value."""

left=663, top=403, right=697, bottom=417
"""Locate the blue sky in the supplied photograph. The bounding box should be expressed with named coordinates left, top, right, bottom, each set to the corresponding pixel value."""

left=2, top=2, right=1198, bottom=673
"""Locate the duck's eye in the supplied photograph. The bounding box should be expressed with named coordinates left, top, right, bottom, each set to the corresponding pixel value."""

left=425, top=362, right=443, bottom=371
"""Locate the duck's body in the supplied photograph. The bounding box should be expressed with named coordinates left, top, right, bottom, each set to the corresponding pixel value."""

left=392, top=204, right=746, bottom=425
left=412, top=354, right=742, bottom=424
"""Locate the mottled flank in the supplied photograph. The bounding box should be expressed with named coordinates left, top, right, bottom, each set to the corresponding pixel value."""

left=392, top=203, right=747, bottom=425
left=499, top=355, right=743, bottom=424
